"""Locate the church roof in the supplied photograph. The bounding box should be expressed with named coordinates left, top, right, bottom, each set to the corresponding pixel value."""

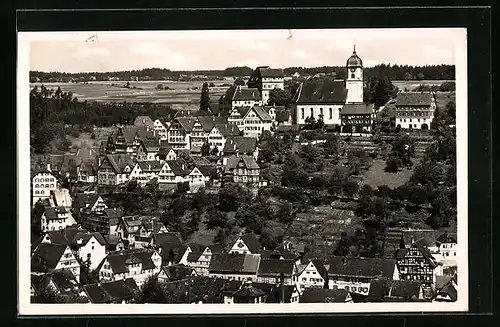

left=346, top=48, right=363, bottom=67
left=292, top=79, right=347, bottom=104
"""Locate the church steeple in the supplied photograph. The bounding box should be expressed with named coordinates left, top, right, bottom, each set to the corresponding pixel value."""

left=345, top=46, right=364, bottom=104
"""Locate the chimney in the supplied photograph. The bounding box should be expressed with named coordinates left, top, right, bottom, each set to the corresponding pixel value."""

left=46, top=163, right=51, bottom=171
left=236, top=149, right=240, bottom=157
left=76, top=238, right=83, bottom=245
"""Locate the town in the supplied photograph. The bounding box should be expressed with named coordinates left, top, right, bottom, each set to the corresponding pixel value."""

left=29, top=47, right=458, bottom=304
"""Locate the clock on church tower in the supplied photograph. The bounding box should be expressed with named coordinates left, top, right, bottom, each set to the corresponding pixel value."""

left=345, top=46, right=364, bottom=104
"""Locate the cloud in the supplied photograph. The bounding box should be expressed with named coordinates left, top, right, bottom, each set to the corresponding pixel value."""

left=293, top=50, right=308, bottom=59
left=421, top=45, right=453, bottom=60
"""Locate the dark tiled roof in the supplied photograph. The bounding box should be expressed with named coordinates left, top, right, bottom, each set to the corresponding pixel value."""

left=402, top=229, right=439, bottom=248
left=262, top=284, right=297, bottom=303
left=257, top=259, right=295, bottom=277
left=275, top=125, right=299, bottom=133
left=159, top=264, right=195, bottom=281
left=223, top=136, right=257, bottom=155
left=118, top=126, right=139, bottom=144
left=164, top=160, right=191, bottom=176
left=134, top=116, right=155, bottom=128
left=251, top=106, right=272, bottom=121
left=137, top=160, right=163, bottom=172
left=299, top=287, right=349, bottom=303
left=240, top=234, right=262, bottom=254
left=140, top=139, right=160, bottom=152
left=395, top=248, right=409, bottom=260
left=175, top=117, right=197, bottom=132
left=158, top=145, right=175, bottom=156
left=259, top=67, right=284, bottom=78
left=395, top=92, right=434, bottom=107
left=84, top=278, right=139, bottom=303
left=195, top=164, right=216, bottom=177
left=102, top=154, right=135, bottom=173
left=208, top=253, right=260, bottom=274
left=341, top=103, right=373, bottom=115
left=214, top=124, right=241, bottom=137
left=104, top=248, right=157, bottom=274
left=436, top=232, right=457, bottom=244
left=196, top=116, right=227, bottom=132
left=31, top=243, right=68, bottom=271
left=43, top=206, right=70, bottom=220
left=293, top=79, right=347, bottom=104
left=389, top=280, right=421, bottom=299
left=208, top=243, right=224, bottom=254
left=47, top=269, right=78, bottom=292
left=136, top=126, right=157, bottom=141
left=326, top=256, right=397, bottom=279
left=232, top=284, right=267, bottom=298
left=233, top=86, right=261, bottom=101
left=72, top=232, right=107, bottom=247
left=75, top=193, right=102, bottom=210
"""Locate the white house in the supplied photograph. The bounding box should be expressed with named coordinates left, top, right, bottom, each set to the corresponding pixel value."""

left=247, top=66, right=285, bottom=105
left=71, top=232, right=108, bottom=270
left=97, top=248, right=162, bottom=287
left=136, top=139, right=161, bottom=161
left=394, top=92, right=437, bottom=129
left=129, top=160, right=163, bottom=187
left=156, top=143, right=177, bottom=162
left=41, top=206, right=77, bottom=232
left=183, top=243, right=224, bottom=276
left=96, top=154, right=135, bottom=186
left=325, top=257, right=400, bottom=296
left=229, top=234, right=262, bottom=255
left=157, top=160, right=191, bottom=185
left=208, top=124, right=241, bottom=154
left=436, top=232, right=457, bottom=267
left=32, top=170, right=58, bottom=205
left=153, top=118, right=171, bottom=140
left=295, top=259, right=328, bottom=294
left=167, top=117, right=196, bottom=151
left=74, top=193, right=108, bottom=214
left=31, top=243, right=81, bottom=282
left=228, top=105, right=272, bottom=139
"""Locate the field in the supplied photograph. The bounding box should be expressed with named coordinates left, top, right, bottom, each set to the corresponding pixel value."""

left=392, top=80, right=453, bottom=91
left=360, top=158, right=419, bottom=189
left=29, top=80, right=228, bottom=104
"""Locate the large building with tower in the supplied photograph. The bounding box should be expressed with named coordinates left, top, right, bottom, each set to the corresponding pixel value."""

left=292, top=47, right=374, bottom=131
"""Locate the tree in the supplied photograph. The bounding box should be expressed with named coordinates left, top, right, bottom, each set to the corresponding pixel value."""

left=200, top=82, right=210, bottom=111
left=343, top=181, right=359, bottom=198
left=445, top=101, right=456, bottom=125
left=275, top=203, right=294, bottom=224
left=281, top=154, right=309, bottom=188
left=218, top=183, right=251, bottom=212
left=135, top=275, right=167, bottom=303
left=32, top=284, right=64, bottom=303
left=428, top=188, right=452, bottom=229
left=298, top=144, right=318, bottom=163
left=363, top=77, right=398, bottom=107
left=156, top=84, right=164, bottom=90
left=234, top=77, right=245, bottom=86
left=210, top=147, right=219, bottom=156
left=205, top=209, right=229, bottom=230
left=201, top=142, right=210, bottom=157
left=268, top=88, right=292, bottom=107
left=80, top=261, right=99, bottom=285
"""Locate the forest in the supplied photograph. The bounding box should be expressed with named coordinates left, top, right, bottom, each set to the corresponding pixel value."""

left=29, top=64, right=455, bottom=82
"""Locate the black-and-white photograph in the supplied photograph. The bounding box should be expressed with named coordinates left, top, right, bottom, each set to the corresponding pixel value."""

left=17, top=28, right=468, bottom=315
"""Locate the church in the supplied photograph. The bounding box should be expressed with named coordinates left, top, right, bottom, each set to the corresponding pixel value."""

left=291, top=47, right=374, bottom=132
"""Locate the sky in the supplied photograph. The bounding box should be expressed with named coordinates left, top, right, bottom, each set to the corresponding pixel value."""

left=26, top=28, right=465, bottom=73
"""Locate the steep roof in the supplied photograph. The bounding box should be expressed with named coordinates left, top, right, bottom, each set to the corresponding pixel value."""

left=239, top=234, right=262, bottom=253
left=326, top=257, right=397, bottom=279
left=249, top=105, right=272, bottom=121
left=260, top=284, right=297, bottom=303
left=31, top=243, right=68, bottom=271
left=196, top=115, right=227, bottom=132
left=83, top=278, right=139, bottom=303
left=140, top=139, right=160, bottom=152
left=103, top=248, right=157, bottom=274
left=102, top=154, right=135, bottom=173
left=436, top=232, right=457, bottom=244
left=43, top=206, right=70, bottom=220
left=223, top=136, right=257, bottom=155
left=159, top=264, right=195, bottom=281
left=232, top=283, right=267, bottom=298
left=165, top=160, right=191, bottom=176
left=214, top=123, right=241, bottom=137
left=158, top=144, right=175, bottom=156
left=257, top=259, right=295, bottom=277
left=195, top=164, right=216, bottom=177
left=259, top=67, right=284, bottom=78
left=72, top=232, right=107, bottom=247
left=299, top=287, right=350, bottom=303
left=388, top=280, right=422, bottom=299
left=137, top=160, right=163, bottom=172
left=395, top=92, right=434, bottom=107
left=232, top=86, right=261, bottom=101
left=341, top=103, right=373, bottom=115
left=293, top=79, right=347, bottom=104
left=118, top=126, right=139, bottom=144
left=402, top=229, right=440, bottom=248
left=174, top=117, right=197, bottom=132
left=74, top=193, right=102, bottom=210
left=47, top=269, right=78, bottom=292
left=134, top=116, right=155, bottom=128
left=209, top=253, right=261, bottom=274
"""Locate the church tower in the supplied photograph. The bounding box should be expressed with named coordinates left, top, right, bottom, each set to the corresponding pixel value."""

left=345, top=45, right=364, bottom=104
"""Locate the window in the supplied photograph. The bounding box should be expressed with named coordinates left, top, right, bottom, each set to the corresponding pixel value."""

left=319, top=108, right=323, bottom=116
left=310, top=108, right=314, bottom=117
left=329, top=108, right=333, bottom=120
left=351, top=74, right=355, bottom=78
left=301, top=108, right=304, bottom=119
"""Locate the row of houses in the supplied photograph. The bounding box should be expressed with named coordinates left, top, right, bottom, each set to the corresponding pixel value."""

left=31, top=221, right=458, bottom=304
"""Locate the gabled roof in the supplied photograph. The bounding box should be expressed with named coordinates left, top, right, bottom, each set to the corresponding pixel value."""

left=173, top=117, right=197, bottom=132
left=412, top=240, right=439, bottom=268
left=257, top=259, right=295, bottom=277
left=165, top=160, right=191, bottom=176
left=209, top=253, right=261, bottom=274
left=137, top=160, right=163, bottom=172
left=395, top=92, right=434, bottom=107
left=31, top=243, right=68, bottom=271
left=159, top=264, right=195, bottom=281
left=293, top=79, right=347, bottom=104
left=225, top=155, right=260, bottom=172
left=388, top=280, right=422, bottom=299
left=134, top=116, right=155, bottom=128
left=402, top=229, right=439, bottom=248
left=47, top=268, right=78, bottom=292
left=341, top=103, right=373, bottom=115
left=207, top=243, right=225, bottom=254
left=434, top=276, right=457, bottom=301
left=43, top=206, right=70, bottom=220
left=326, top=257, right=397, bottom=279
left=83, top=278, right=139, bottom=303
left=256, top=283, right=297, bottom=303
left=140, top=139, right=160, bottom=152
left=196, top=116, right=227, bottom=132
left=117, top=126, right=139, bottom=144
left=102, top=248, right=157, bottom=274
left=158, top=144, right=175, bottom=156
left=238, top=234, right=262, bottom=253
left=299, top=287, right=350, bottom=303
left=232, top=283, right=267, bottom=298
left=436, top=232, right=457, bottom=244
left=72, top=232, right=107, bottom=247
left=248, top=105, right=272, bottom=122
left=223, top=136, right=257, bottom=155
left=232, top=86, right=261, bottom=101
left=213, top=123, right=241, bottom=137
left=74, top=193, right=103, bottom=210
left=101, top=154, right=135, bottom=174
left=195, top=164, right=216, bottom=177
left=258, top=67, right=284, bottom=78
